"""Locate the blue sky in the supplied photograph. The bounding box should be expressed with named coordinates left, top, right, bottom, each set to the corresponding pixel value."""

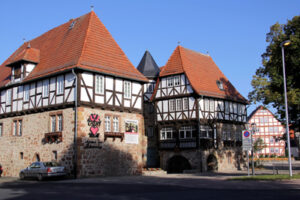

left=0, top=0, right=299, bottom=115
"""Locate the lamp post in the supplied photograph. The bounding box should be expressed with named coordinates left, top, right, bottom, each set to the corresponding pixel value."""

left=280, top=40, right=293, bottom=177
left=250, top=123, right=257, bottom=176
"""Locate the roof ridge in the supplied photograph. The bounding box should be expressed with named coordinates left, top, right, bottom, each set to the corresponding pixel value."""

left=76, top=12, right=93, bottom=66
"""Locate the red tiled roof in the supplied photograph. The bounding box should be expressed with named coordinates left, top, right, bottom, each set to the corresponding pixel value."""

left=0, top=11, right=147, bottom=87
left=159, top=46, right=247, bottom=103
left=6, top=46, right=40, bottom=66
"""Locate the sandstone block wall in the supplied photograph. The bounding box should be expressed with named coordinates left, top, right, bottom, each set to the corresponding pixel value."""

left=0, top=108, right=75, bottom=177
left=76, top=107, right=146, bottom=177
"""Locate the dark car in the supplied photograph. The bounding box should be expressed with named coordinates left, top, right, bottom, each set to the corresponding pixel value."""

left=19, top=162, right=67, bottom=181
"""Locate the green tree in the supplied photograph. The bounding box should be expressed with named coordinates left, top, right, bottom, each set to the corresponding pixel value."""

left=253, top=138, right=266, bottom=153
left=248, top=16, right=300, bottom=128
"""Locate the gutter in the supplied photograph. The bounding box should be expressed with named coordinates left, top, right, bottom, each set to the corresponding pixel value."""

left=71, top=69, right=78, bottom=179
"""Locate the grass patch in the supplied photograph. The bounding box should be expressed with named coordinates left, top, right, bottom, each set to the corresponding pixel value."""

left=229, top=174, right=300, bottom=181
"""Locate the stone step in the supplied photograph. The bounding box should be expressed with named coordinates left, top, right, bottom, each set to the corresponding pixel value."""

left=142, top=168, right=167, bottom=175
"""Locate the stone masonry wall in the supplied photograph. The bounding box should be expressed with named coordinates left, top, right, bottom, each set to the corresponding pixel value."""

left=0, top=108, right=75, bottom=177
left=76, top=107, right=146, bottom=177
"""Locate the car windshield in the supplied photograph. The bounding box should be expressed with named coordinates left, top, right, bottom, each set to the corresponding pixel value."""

left=43, top=162, right=59, bottom=167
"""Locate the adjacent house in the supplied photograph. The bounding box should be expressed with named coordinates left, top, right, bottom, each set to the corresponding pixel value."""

left=247, top=106, right=285, bottom=156
left=146, top=46, right=248, bottom=172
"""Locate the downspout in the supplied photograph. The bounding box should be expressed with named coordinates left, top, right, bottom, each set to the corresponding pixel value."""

left=71, top=69, right=78, bottom=179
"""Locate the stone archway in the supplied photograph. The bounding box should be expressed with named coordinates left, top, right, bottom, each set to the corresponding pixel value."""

left=207, top=154, right=218, bottom=171
left=167, top=155, right=191, bottom=173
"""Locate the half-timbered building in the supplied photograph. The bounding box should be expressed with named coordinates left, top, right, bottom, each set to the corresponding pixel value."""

left=151, top=46, right=248, bottom=172
left=0, top=11, right=148, bottom=177
left=248, top=106, right=285, bottom=156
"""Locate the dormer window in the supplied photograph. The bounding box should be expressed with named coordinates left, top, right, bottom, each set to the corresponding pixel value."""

left=14, top=65, right=22, bottom=79
left=216, top=80, right=224, bottom=90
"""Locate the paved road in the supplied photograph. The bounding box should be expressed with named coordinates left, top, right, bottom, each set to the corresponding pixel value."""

left=0, top=174, right=300, bottom=200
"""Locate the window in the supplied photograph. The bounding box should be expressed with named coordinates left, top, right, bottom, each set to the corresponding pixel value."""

left=124, top=81, right=131, bottom=99
left=113, top=117, right=119, bottom=132
left=169, top=99, right=175, bottom=112
left=24, top=85, right=29, bottom=101
left=13, top=120, right=22, bottom=136
left=50, top=114, right=63, bottom=132
left=176, top=99, right=182, bottom=111
left=42, top=80, right=49, bottom=97
left=216, top=80, right=224, bottom=90
left=57, top=76, right=64, bottom=95
left=105, top=116, right=111, bottom=132
left=14, top=66, right=22, bottom=80
left=147, top=84, right=153, bottom=93
left=0, top=123, right=2, bottom=136
left=183, top=98, right=188, bottom=110
left=269, top=127, right=274, bottom=133
left=179, top=126, right=196, bottom=139
left=6, top=89, right=12, bottom=105
left=167, top=77, right=173, bottom=87
left=53, top=151, right=57, bottom=160
left=160, top=127, right=174, bottom=140
left=20, top=152, right=24, bottom=160
left=204, top=99, right=209, bottom=111
left=95, top=75, right=104, bottom=94
left=51, top=116, right=56, bottom=132
left=200, top=125, right=213, bottom=138
left=235, top=130, right=242, bottom=141
left=58, top=115, right=63, bottom=131
left=270, top=137, right=274, bottom=144
left=174, top=76, right=180, bottom=86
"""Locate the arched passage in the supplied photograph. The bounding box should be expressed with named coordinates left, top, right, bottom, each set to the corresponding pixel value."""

left=207, top=154, right=218, bottom=171
left=167, top=155, right=191, bottom=173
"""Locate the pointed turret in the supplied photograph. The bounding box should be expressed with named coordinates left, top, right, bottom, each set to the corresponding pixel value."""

left=137, top=51, right=160, bottom=79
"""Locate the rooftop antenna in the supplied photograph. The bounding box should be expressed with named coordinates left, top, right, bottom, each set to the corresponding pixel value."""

left=177, top=41, right=181, bottom=46
left=91, top=5, right=94, bottom=11
left=206, top=51, right=210, bottom=56
left=27, top=42, right=31, bottom=48
left=23, top=38, right=26, bottom=43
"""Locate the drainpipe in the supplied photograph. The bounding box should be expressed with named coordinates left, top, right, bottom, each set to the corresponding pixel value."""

left=71, top=69, right=78, bottom=179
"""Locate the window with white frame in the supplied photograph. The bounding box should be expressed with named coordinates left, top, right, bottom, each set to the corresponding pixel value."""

left=57, top=76, right=64, bottom=95
left=50, top=114, right=63, bottom=132
left=174, top=76, right=180, bottom=86
left=24, top=85, right=29, bottom=101
left=147, top=83, right=153, bottom=93
left=105, top=116, right=111, bottom=132
left=199, top=125, right=213, bottom=138
left=167, top=77, right=173, bottom=87
left=176, top=99, right=182, bottom=111
left=222, top=125, right=232, bottom=141
left=124, top=81, right=131, bottom=99
left=113, top=116, right=119, bottom=132
left=183, top=98, right=188, bottom=110
left=95, top=75, right=104, bottom=94
left=42, top=80, right=49, bottom=97
left=0, top=123, right=3, bottom=137
left=160, top=127, right=174, bottom=140
left=13, top=120, right=22, bottom=136
left=169, top=99, right=175, bottom=112
left=204, top=99, right=210, bottom=111
left=51, top=116, right=56, bottom=132
left=179, top=126, right=196, bottom=139
left=6, top=89, right=12, bottom=105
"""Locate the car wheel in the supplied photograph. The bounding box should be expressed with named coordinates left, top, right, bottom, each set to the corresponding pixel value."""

left=19, top=173, right=25, bottom=180
left=37, top=174, right=43, bottom=181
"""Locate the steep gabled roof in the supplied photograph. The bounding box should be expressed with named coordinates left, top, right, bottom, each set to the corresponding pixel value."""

left=159, top=46, right=247, bottom=103
left=6, top=45, right=40, bottom=66
left=0, top=11, right=147, bottom=87
left=137, top=51, right=160, bottom=79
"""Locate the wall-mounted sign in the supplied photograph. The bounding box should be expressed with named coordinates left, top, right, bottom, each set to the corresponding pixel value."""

left=87, top=114, right=101, bottom=137
left=82, top=137, right=102, bottom=149
left=125, top=120, right=139, bottom=144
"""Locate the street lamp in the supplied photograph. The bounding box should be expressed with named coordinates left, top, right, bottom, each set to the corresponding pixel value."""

left=250, top=123, right=258, bottom=176
left=280, top=40, right=293, bottom=177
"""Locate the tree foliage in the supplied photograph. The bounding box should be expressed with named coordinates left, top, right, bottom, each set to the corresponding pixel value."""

left=248, top=16, right=300, bottom=128
left=253, top=138, right=266, bottom=153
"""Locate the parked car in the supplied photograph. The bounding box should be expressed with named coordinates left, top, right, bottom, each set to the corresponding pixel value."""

left=19, top=162, right=67, bottom=181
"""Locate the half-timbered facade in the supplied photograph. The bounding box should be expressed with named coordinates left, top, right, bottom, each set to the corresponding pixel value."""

left=0, top=11, right=148, bottom=177
left=151, top=46, right=248, bottom=172
left=248, top=106, right=285, bottom=156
